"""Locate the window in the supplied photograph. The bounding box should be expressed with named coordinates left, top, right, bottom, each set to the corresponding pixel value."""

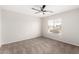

left=48, top=18, right=62, bottom=34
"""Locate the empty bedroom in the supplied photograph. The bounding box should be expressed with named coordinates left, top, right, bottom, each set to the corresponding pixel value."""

left=0, top=5, right=79, bottom=54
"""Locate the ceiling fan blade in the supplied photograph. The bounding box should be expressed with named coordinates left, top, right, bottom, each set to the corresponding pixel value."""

left=35, top=11, right=41, bottom=14
left=32, top=8, right=40, bottom=11
left=46, top=10, right=53, bottom=13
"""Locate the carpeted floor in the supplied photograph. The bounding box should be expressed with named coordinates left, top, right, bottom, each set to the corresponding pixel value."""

left=0, top=37, right=79, bottom=54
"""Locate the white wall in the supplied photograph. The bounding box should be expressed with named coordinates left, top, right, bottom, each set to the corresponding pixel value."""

left=0, top=8, right=2, bottom=46
left=2, top=9, right=41, bottom=44
left=42, top=8, right=79, bottom=46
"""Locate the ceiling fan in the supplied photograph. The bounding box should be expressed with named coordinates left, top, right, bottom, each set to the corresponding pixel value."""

left=32, top=5, right=53, bottom=14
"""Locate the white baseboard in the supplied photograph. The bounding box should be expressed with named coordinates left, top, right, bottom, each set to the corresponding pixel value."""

left=43, top=33, right=79, bottom=46
left=0, top=42, right=2, bottom=47
left=0, top=44, right=2, bottom=47
left=2, top=34, right=41, bottom=45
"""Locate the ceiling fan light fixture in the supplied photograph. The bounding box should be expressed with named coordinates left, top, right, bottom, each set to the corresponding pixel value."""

left=32, top=5, right=53, bottom=15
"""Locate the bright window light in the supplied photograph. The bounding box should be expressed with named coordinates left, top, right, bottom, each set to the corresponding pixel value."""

left=48, top=18, right=62, bottom=34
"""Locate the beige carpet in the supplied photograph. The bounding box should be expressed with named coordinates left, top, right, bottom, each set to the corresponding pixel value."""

left=0, top=37, right=79, bottom=54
